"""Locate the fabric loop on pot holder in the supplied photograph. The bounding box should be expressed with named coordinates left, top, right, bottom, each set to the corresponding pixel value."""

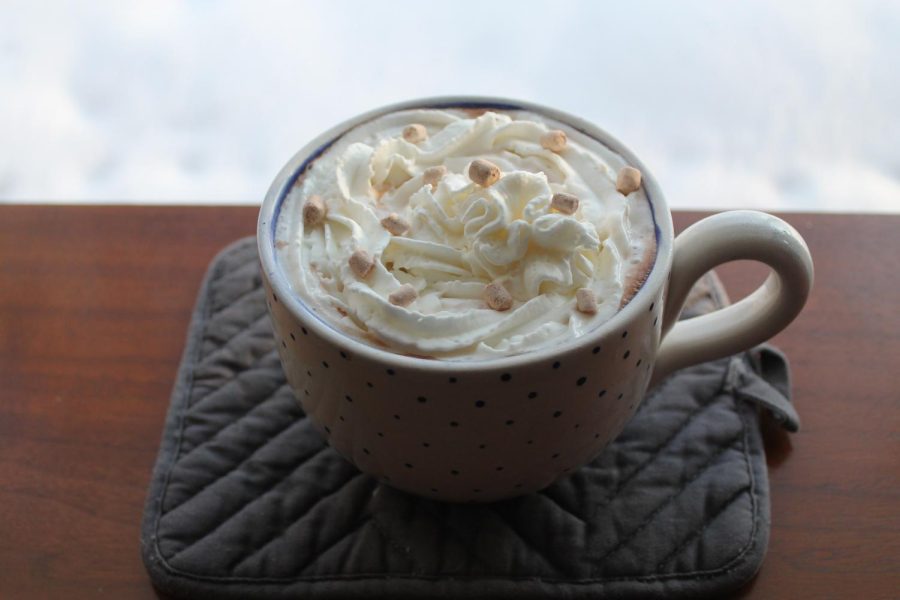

left=726, top=345, right=800, bottom=432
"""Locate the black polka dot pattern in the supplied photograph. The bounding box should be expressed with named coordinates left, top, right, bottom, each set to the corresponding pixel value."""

left=281, top=290, right=662, bottom=501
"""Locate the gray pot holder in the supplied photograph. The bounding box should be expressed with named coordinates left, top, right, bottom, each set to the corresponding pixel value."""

left=141, top=238, right=799, bottom=599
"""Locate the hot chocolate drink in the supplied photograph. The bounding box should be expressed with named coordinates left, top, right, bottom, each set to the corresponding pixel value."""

left=274, top=108, right=656, bottom=360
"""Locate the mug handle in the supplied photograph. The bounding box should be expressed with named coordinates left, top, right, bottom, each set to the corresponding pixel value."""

left=651, top=210, right=814, bottom=384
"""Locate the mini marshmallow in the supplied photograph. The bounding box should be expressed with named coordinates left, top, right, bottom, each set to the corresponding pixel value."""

left=551, top=192, right=579, bottom=215
left=540, top=129, right=567, bottom=153
left=576, top=288, right=598, bottom=314
left=402, top=124, right=428, bottom=143
left=388, top=284, right=417, bottom=307
left=380, top=213, right=410, bottom=236
left=484, top=281, right=513, bottom=311
left=468, top=159, right=501, bottom=187
left=349, top=249, right=375, bottom=279
left=616, top=166, right=642, bottom=196
left=422, top=165, right=447, bottom=188
left=302, top=195, right=326, bottom=227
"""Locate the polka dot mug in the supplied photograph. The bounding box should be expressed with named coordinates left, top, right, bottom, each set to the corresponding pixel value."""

left=258, top=97, right=813, bottom=502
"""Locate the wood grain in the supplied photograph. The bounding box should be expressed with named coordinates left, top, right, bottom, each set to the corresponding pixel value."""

left=0, top=206, right=897, bottom=599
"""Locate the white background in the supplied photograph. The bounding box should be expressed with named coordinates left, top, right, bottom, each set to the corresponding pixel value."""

left=1, top=0, right=898, bottom=212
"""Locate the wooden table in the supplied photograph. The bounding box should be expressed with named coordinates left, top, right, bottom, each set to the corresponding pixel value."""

left=1, top=206, right=897, bottom=599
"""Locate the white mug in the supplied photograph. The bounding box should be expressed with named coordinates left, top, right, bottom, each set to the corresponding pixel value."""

left=258, top=97, right=813, bottom=502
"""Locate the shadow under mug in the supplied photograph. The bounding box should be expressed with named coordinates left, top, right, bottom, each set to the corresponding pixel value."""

left=258, top=96, right=814, bottom=502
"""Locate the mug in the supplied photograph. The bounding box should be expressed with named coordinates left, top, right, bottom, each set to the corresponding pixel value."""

left=257, top=97, right=814, bottom=502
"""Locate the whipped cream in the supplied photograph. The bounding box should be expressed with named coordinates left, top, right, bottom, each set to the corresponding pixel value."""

left=275, top=109, right=655, bottom=360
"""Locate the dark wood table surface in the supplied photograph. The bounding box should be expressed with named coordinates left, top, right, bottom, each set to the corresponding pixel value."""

left=1, top=205, right=897, bottom=599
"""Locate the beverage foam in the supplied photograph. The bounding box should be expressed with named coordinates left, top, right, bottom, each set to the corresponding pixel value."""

left=275, top=108, right=656, bottom=359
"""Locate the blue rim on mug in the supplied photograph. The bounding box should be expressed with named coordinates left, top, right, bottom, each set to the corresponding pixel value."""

left=258, top=96, right=674, bottom=372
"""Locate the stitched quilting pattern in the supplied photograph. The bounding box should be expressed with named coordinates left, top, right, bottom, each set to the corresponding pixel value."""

left=145, top=238, right=772, bottom=596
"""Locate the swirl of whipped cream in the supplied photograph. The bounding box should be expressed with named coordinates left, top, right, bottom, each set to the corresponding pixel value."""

left=275, top=109, right=655, bottom=359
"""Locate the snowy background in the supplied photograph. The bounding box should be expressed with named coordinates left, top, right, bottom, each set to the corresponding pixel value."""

left=1, top=0, right=898, bottom=212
